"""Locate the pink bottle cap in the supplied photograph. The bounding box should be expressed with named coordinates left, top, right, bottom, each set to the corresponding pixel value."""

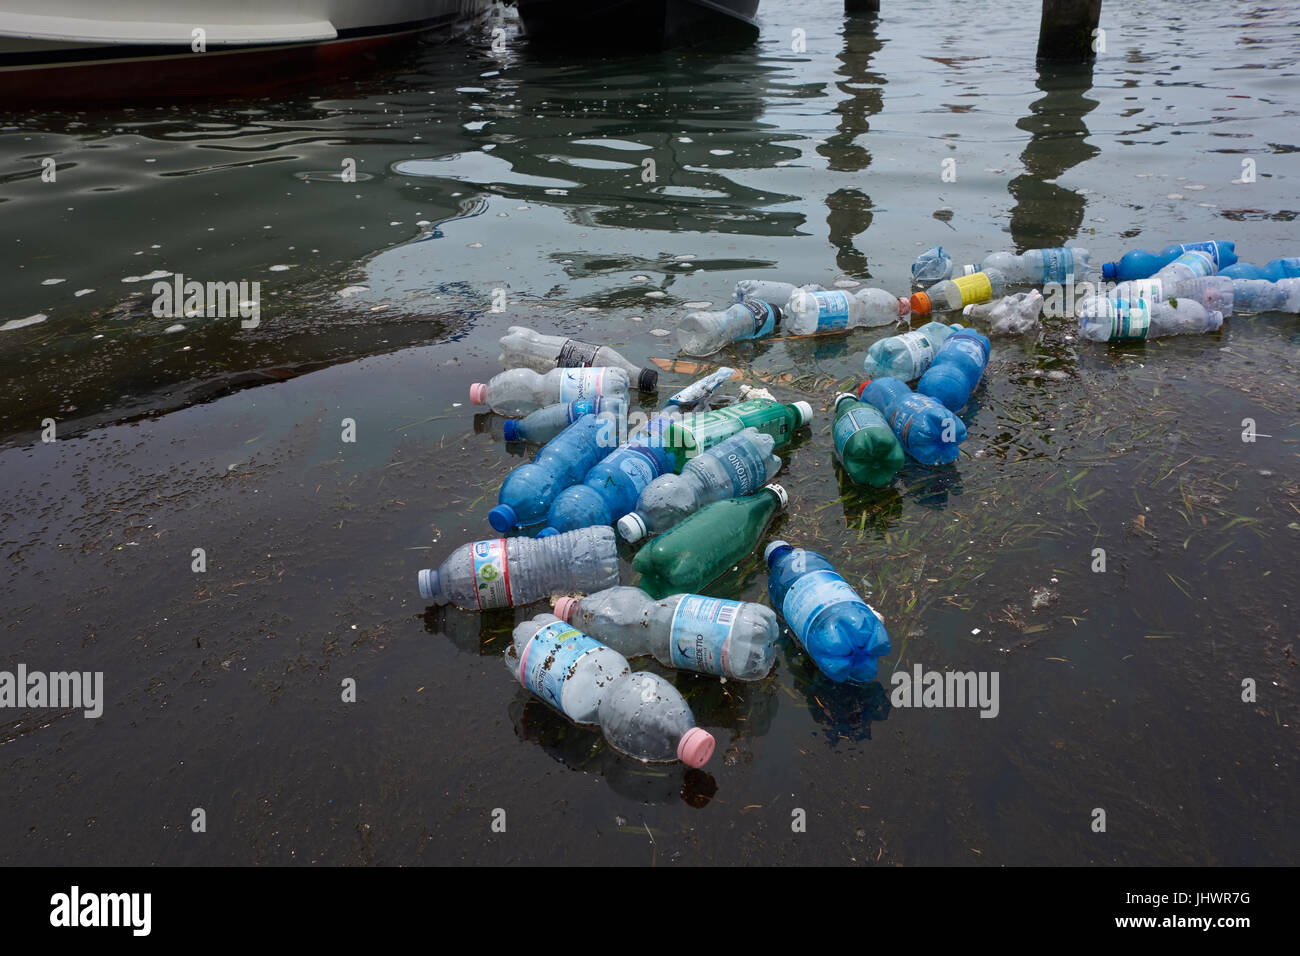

left=469, top=383, right=488, bottom=405
left=553, top=596, right=578, bottom=621
left=677, top=727, right=715, bottom=768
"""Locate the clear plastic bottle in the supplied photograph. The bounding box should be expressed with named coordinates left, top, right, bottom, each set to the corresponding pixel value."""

left=469, top=366, right=629, bottom=416
left=734, top=279, right=824, bottom=303
left=417, top=526, right=620, bottom=610
left=498, top=326, right=658, bottom=392
left=917, top=328, right=991, bottom=412
left=1231, top=277, right=1300, bottom=314
left=962, top=291, right=1043, bottom=335
left=490, top=413, right=611, bottom=531
left=910, top=268, right=1006, bottom=315
left=665, top=367, right=736, bottom=409
left=503, top=395, right=626, bottom=444
left=783, top=288, right=909, bottom=335
left=832, top=392, right=905, bottom=488
left=972, top=247, right=1091, bottom=284
left=858, top=378, right=967, bottom=465
left=911, top=246, right=953, bottom=284
left=1152, top=249, right=1217, bottom=284
left=554, top=587, right=780, bottom=680
left=861, top=321, right=963, bottom=381
left=1076, top=297, right=1223, bottom=342
left=504, top=614, right=716, bottom=766
left=676, top=299, right=782, bottom=356
left=764, top=540, right=891, bottom=683
left=1086, top=276, right=1234, bottom=316
left=618, top=427, right=781, bottom=542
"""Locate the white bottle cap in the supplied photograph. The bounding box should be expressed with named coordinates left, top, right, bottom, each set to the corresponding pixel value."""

left=617, top=512, right=647, bottom=543
left=793, top=400, right=813, bottom=425
left=962, top=304, right=975, bottom=316
left=763, top=539, right=791, bottom=562
left=962, top=264, right=976, bottom=275
left=764, top=483, right=788, bottom=511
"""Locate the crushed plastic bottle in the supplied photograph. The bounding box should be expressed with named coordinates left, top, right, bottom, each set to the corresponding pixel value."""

left=862, top=320, right=963, bottom=381
left=858, top=378, right=967, bottom=465
left=632, top=484, right=788, bottom=599
left=968, top=247, right=1091, bottom=284
left=490, top=413, right=611, bottom=531
left=504, top=613, right=715, bottom=766
left=499, top=326, right=658, bottom=392
left=619, top=427, right=781, bottom=542
left=1100, top=241, right=1237, bottom=282
left=503, top=395, right=626, bottom=444
left=676, top=299, right=782, bottom=356
left=470, top=366, right=629, bottom=416
left=665, top=367, right=735, bottom=409
left=917, top=327, right=991, bottom=412
left=734, top=279, right=824, bottom=303
left=417, top=526, right=620, bottom=610
left=911, top=246, right=953, bottom=284
left=1230, top=277, right=1300, bottom=314
left=832, top=391, right=905, bottom=488
left=962, top=291, right=1043, bottom=335
left=1076, top=297, right=1223, bottom=341
left=658, top=398, right=812, bottom=471
left=910, top=269, right=1006, bottom=315
left=1219, top=257, right=1300, bottom=281
left=554, top=587, right=780, bottom=680
left=765, top=540, right=891, bottom=683
left=783, top=288, right=909, bottom=335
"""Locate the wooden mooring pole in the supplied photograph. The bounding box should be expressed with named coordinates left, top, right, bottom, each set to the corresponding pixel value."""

left=1037, top=0, right=1103, bottom=61
left=844, top=0, right=880, bottom=14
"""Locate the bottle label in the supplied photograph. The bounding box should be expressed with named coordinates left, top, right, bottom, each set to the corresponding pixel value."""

left=951, top=272, right=993, bottom=306
left=1179, top=241, right=1226, bottom=268
left=1169, top=251, right=1213, bottom=278
left=471, top=539, right=513, bottom=609
left=683, top=402, right=788, bottom=451
left=719, top=444, right=765, bottom=496
left=558, top=367, right=605, bottom=403
left=557, top=340, right=600, bottom=368
left=669, top=595, right=741, bottom=674
left=617, top=449, right=657, bottom=493
left=1039, top=248, right=1074, bottom=284
left=899, top=331, right=935, bottom=372
left=833, top=405, right=889, bottom=455
left=809, top=290, right=851, bottom=331
left=518, top=620, right=605, bottom=709
left=738, top=298, right=778, bottom=339
left=1107, top=299, right=1152, bottom=340
left=782, top=569, right=864, bottom=637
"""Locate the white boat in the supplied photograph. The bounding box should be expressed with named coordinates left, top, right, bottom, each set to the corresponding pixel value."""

left=0, top=0, right=494, bottom=100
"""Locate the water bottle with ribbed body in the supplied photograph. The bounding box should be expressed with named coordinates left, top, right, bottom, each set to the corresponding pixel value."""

left=970, top=248, right=1090, bottom=284
left=832, top=392, right=905, bottom=488
left=917, top=328, right=991, bottom=412
left=1219, top=257, right=1300, bottom=281
left=489, top=414, right=610, bottom=532
left=504, top=614, right=715, bottom=766
left=1076, top=297, right=1223, bottom=342
left=1231, top=277, right=1300, bottom=314
left=911, top=246, right=953, bottom=284
left=858, top=378, right=967, bottom=465
left=676, top=299, right=782, bottom=356
left=962, top=291, right=1043, bottom=335
left=502, top=395, right=626, bottom=444
left=618, top=428, right=780, bottom=542
left=469, top=367, right=629, bottom=416
left=659, top=399, right=812, bottom=472
left=910, top=268, right=1005, bottom=315
left=1100, top=241, right=1237, bottom=282
left=498, top=326, right=658, bottom=392
left=862, top=321, right=962, bottom=381
left=764, top=541, right=890, bottom=683
left=416, top=526, right=620, bottom=610
left=1085, top=276, right=1234, bottom=316
left=554, top=587, right=780, bottom=681
left=633, top=484, right=788, bottom=599
left=783, top=288, right=909, bottom=335
left=734, top=279, right=824, bottom=304
left=1153, top=249, right=1217, bottom=284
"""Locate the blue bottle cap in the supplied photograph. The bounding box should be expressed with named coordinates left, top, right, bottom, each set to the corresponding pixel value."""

left=536, top=527, right=559, bottom=538
left=502, top=419, right=521, bottom=442
left=488, top=504, right=517, bottom=532
left=1102, top=261, right=1117, bottom=281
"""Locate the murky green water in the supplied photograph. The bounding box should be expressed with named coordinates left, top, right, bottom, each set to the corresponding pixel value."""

left=1, top=1, right=1296, bottom=864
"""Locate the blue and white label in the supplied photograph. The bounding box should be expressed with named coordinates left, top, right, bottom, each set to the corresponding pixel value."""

left=717, top=439, right=768, bottom=495
left=809, top=290, right=852, bottom=331
left=1039, top=247, right=1075, bottom=284
left=737, top=299, right=778, bottom=339
left=833, top=405, right=889, bottom=456
left=1179, top=241, right=1228, bottom=268
left=1169, top=251, right=1214, bottom=278
left=782, top=569, right=865, bottom=637
left=669, top=595, right=742, bottom=674
left=617, top=450, right=657, bottom=493
left=1103, top=298, right=1152, bottom=340
left=558, top=367, right=605, bottom=403
left=518, top=620, right=605, bottom=709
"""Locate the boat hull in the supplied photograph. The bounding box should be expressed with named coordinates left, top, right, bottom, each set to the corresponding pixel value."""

left=514, top=0, right=760, bottom=50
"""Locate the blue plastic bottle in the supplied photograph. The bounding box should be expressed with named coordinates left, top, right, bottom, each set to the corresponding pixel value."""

left=1219, top=257, right=1300, bottom=281
left=764, top=540, right=891, bottom=683
left=917, top=328, right=990, bottom=412
left=502, top=396, right=623, bottom=444
left=539, top=417, right=677, bottom=535
left=489, top=413, right=609, bottom=532
left=858, top=378, right=966, bottom=465
left=1101, top=241, right=1237, bottom=281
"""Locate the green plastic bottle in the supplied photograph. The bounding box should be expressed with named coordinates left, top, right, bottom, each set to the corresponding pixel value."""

left=659, top=399, right=812, bottom=472
left=832, top=391, right=905, bottom=488
left=632, top=484, right=787, bottom=598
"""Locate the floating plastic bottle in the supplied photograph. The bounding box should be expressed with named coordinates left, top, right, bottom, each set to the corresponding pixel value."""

left=1076, top=297, right=1223, bottom=342
left=783, top=288, right=909, bottom=335
left=911, top=246, right=953, bottom=284
left=490, top=413, right=612, bottom=531
left=917, top=327, right=991, bottom=412
left=734, top=279, right=824, bottom=304
left=619, top=428, right=781, bottom=542
left=632, top=484, right=788, bottom=599
left=858, top=378, right=967, bottom=465
left=539, top=418, right=678, bottom=535
left=504, top=614, right=715, bottom=766
left=554, top=587, right=780, bottom=680
left=1152, top=249, right=1217, bottom=284
left=1100, top=241, right=1237, bottom=281
left=832, top=391, right=905, bottom=488
left=1230, top=277, right=1300, bottom=314
left=861, top=320, right=963, bottom=381
left=1219, top=257, right=1300, bottom=281
left=963, top=291, right=1043, bottom=335
left=676, top=299, right=782, bottom=356
left=499, top=326, right=658, bottom=392
left=503, top=395, right=626, bottom=444
left=469, top=366, right=629, bottom=416
left=658, top=398, right=812, bottom=471
left=665, top=367, right=735, bottom=409
left=764, top=540, right=890, bottom=683
left=967, top=247, right=1091, bottom=284
left=1083, top=276, right=1234, bottom=316
left=417, top=527, right=620, bottom=610
left=910, top=268, right=1005, bottom=315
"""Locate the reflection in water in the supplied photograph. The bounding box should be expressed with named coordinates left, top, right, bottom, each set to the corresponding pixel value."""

left=835, top=464, right=905, bottom=534
left=1008, top=62, right=1099, bottom=249
left=897, top=462, right=965, bottom=511
left=800, top=674, right=892, bottom=747
left=423, top=604, right=516, bottom=655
